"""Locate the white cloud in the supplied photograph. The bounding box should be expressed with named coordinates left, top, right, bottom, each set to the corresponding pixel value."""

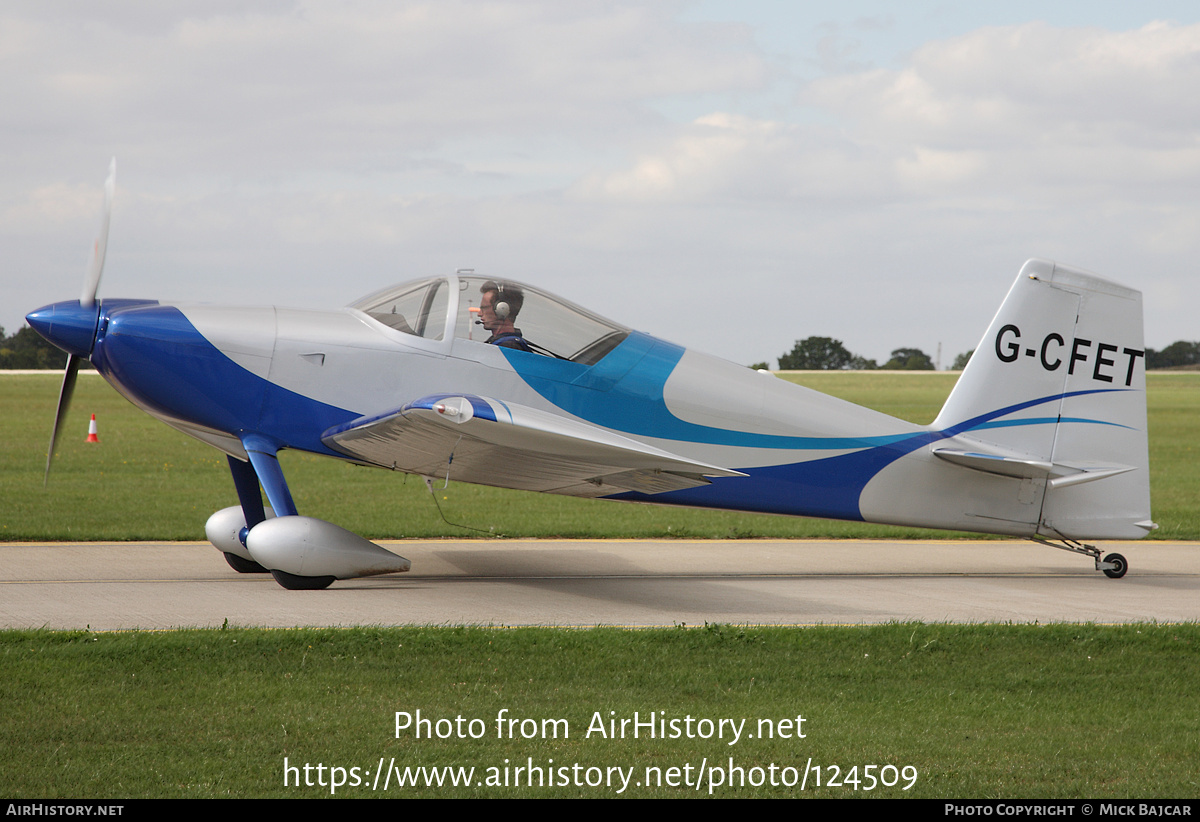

left=563, top=20, right=1200, bottom=360
left=572, top=112, right=905, bottom=204
left=808, top=21, right=1200, bottom=159
left=580, top=21, right=1200, bottom=206
left=6, top=8, right=1200, bottom=366
left=0, top=1, right=768, bottom=183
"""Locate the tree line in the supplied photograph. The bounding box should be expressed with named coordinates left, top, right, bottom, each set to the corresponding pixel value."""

left=757, top=336, right=1200, bottom=372
left=748, top=337, right=937, bottom=371
left=0, top=326, right=72, bottom=369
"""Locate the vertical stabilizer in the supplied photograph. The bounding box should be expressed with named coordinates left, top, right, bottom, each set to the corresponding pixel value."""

left=932, top=260, right=1153, bottom=539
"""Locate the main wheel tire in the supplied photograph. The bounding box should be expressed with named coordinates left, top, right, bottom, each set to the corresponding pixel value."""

left=270, top=569, right=336, bottom=590
left=223, top=551, right=269, bottom=574
left=1102, top=552, right=1128, bottom=579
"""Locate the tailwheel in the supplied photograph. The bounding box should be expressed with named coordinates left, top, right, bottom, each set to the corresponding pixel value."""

left=270, top=569, right=336, bottom=590
left=1031, top=537, right=1129, bottom=578
left=1102, top=553, right=1128, bottom=579
left=223, top=552, right=269, bottom=574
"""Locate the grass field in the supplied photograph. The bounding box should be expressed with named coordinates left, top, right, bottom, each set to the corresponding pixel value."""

left=3, top=371, right=1196, bottom=541
left=3, top=624, right=1198, bottom=798
left=3, top=373, right=1198, bottom=800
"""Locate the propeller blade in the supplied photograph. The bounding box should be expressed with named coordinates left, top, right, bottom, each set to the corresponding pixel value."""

left=46, top=159, right=115, bottom=484
left=44, top=353, right=81, bottom=486
left=80, top=158, right=115, bottom=308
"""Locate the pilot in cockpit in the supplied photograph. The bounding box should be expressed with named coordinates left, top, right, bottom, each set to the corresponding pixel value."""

left=478, top=281, right=534, bottom=352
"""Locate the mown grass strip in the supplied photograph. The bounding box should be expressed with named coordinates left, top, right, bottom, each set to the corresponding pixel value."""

left=1, top=624, right=1197, bottom=798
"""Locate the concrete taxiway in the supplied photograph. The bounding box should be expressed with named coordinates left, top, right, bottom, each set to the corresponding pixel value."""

left=3, top=539, right=1199, bottom=629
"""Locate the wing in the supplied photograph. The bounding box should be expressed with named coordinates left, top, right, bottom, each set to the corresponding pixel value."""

left=322, top=394, right=745, bottom=497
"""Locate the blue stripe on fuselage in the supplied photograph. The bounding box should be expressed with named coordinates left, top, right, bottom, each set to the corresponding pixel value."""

left=92, top=303, right=356, bottom=454
left=605, top=388, right=1132, bottom=519
left=608, top=436, right=940, bottom=519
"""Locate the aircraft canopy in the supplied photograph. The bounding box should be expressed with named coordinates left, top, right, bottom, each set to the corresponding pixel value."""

left=350, top=275, right=629, bottom=364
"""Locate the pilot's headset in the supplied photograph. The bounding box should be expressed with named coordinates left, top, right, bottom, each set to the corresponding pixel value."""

left=492, top=283, right=512, bottom=320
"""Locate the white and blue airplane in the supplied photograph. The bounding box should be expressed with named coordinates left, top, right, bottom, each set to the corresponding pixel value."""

left=28, top=162, right=1154, bottom=589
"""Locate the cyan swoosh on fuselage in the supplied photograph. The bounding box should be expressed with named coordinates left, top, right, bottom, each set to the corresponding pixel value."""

left=502, top=333, right=1133, bottom=451
left=500, top=333, right=914, bottom=450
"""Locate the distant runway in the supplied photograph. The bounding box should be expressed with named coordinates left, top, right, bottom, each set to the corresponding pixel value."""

left=3, top=540, right=1199, bottom=629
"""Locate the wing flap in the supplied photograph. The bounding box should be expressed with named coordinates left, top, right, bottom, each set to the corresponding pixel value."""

left=323, top=394, right=744, bottom=495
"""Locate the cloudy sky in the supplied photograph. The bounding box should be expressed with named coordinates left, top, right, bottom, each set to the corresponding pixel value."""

left=5, top=1, right=1198, bottom=368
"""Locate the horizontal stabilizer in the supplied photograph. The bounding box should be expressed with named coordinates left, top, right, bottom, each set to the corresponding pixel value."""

left=932, top=448, right=1056, bottom=479
left=323, top=394, right=744, bottom=496
left=932, top=447, right=1135, bottom=488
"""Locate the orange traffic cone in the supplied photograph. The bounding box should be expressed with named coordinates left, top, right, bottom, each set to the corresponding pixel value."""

left=86, top=414, right=100, bottom=443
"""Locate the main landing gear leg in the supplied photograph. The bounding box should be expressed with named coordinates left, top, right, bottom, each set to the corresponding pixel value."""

left=241, top=437, right=335, bottom=591
left=212, top=438, right=408, bottom=589
left=1031, top=537, right=1128, bottom=579
left=222, top=454, right=269, bottom=574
